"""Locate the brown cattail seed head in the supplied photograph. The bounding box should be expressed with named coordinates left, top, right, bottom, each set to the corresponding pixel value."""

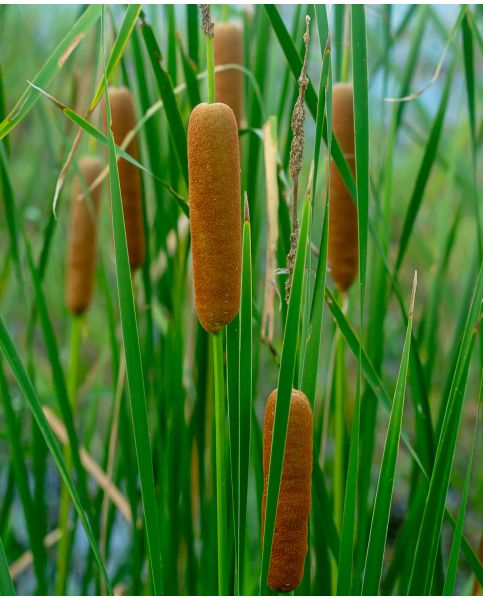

left=328, top=82, right=358, bottom=292
left=105, top=86, right=145, bottom=271
left=66, top=156, right=103, bottom=315
left=262, top=388, right=313, bottom=592
left=188, top=102, right=241, bottom=333
left=214, top=22, right=244, bottom=128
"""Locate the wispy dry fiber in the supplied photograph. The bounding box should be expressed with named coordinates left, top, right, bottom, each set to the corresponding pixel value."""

left=285, top=15, right=310, bottom=303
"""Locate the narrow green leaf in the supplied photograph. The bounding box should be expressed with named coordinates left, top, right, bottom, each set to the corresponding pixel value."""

left=212, top=331, right=228, bottom=595
left=0, top=5, right=102, bottom=139
left=408, top=262, right=483, bottom=594
left=0, top=534, right=14, bottom=596
left=259, top=195, right=311, bottom=594
left=186, top=4, right=199, bottom=67
left=0, top=143, right=22, bottom=289
left=443, top=397, right=480, bottom=595
left=105, top=77, right=164, bottom=594
left=177, top=34, right=202, bottom=110
left=0, top=359, right=46, bottom=592
left=337, top=7, right=369, bottom=594
left=362, top=274, right=418, bottom=594
left=141, top=18, right=189, bottom=186
left=461, top=9, right=482, bottom=260
left=238, top=206, right=253, bottom=593
left=90, top=5, right=142, bottom=109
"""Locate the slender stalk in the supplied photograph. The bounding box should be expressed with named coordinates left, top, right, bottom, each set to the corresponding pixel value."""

left=213, top=331, right=228, bottom=595
left=200, top=4, right=215, bottom=104
left=206, top=36, right=215, bottom=103
left=341, top=6, right=351, bottom=83
left=333, top=327, right=346, bottom=533
left=55, top=315, right=81, bottom=595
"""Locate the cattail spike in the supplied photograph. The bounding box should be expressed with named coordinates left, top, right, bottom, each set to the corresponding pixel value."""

left=188, top=102, right=241, bottom=333
left=261, top=389, right=313, bottom=592
left=328, top=83, right=358, bottom=292
left=66, top=156, right=103, bottom=315
left=214, top=22, right=244, bottom=127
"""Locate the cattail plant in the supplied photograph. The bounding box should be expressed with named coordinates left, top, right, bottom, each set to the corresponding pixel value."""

left=213, top=22, right=244, bottom=128
left=187, top=101, right=241, bottom=333
left=66, top=156, right=103, bottom=315
left=105, top=86, right=145, bottom=271
left=262, top=388, right=313, bottom=592
left=328, top=83, right=358, bottom=292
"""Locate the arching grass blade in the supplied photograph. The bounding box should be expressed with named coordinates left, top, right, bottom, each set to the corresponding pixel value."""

left=362, top=274, right=417, bottom=594
left=105, top=79, right=164, bottom=594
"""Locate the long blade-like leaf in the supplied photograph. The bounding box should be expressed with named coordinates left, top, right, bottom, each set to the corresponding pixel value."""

left=337, top=7, right=369, bottom=594
left=408, top=262, right=483, bottom=594
left=362, top=274, right=418, bottom=594
left=0, top=535, right=14, bottom=596
left=442, top=396, right=480, bottom=595
left=259, top=195, right=311, bottom=594
left=238, top=205, right=253, bottom=593
left=105, top=76, right=164, bottom=594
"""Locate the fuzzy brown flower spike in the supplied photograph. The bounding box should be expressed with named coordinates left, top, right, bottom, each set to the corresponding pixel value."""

left=199, top=4, right=214, bottom=38
left=286, top=15, right=310, bottom=303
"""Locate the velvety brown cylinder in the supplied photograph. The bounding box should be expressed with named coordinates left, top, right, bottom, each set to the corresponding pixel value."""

left=106, top=86, right=145, bottom=270
left=328, top=82, right=358, bottom=292
left=214, top=22, right=243, bottom=127
left=261, top=389, right=313, bottom=592
left=188, top=102, right=241, bottom=333
left=66, top=156, right=103, bottom=315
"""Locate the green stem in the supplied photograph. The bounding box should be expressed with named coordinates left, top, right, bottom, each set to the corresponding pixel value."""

left=341, top=6, right=351, bottom=83
left=332, top=292, right=347, bottom=593
left=213, top=331, right=228, bottom=595
left=55, top=315, right=82, bottom=595
left=206, top=34, right=215, bottom=103
left=333, top=326, right=346, bottom=533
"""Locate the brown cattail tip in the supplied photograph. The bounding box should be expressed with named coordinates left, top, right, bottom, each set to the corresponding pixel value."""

left=328, top=82, right=358, bottom=292
left=66, top=156, right=103, bottom=316
left=262, top=388, right=313, bottom=593
left=106, top=86, right=145, bottom=271
left=188, top=102, right=241, bottom=333
left=214, top=22, right=244, bottom=127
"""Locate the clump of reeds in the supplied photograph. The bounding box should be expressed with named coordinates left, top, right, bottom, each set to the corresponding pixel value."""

left=328, top=82, right=358, bottom=292
left=105, top=86, right=145, bottom=271
left=213, top=22, right=244, bottom=128
left=187, top=101, right=241, bottom=333
left=261, top=388, right=313, bottom=592
left=66, top=156, right=103, bottom=315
